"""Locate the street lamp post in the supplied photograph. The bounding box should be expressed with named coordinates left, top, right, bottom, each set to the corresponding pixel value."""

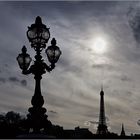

left=17, top=16, right=61, bottom=133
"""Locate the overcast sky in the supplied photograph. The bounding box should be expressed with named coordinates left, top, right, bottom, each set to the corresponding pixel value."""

left=1, top=1, right=140, bottom=135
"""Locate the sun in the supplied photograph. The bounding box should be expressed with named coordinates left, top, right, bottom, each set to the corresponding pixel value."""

left=92, top=37, right=107, bottom=54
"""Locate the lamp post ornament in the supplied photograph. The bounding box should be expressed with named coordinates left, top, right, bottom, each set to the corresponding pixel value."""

left=17, top=16, right=61, bottom=133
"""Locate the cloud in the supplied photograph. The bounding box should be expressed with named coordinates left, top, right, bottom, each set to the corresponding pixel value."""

left=48, top=110, right=58, bottom=119
left=9, top=77, right=20, bottom=82
left=20, top=80, right=27, bottom=87
left=8, top=77, right=27, bottom=87
left=0, top=76, right=28, bottom=86
left=92, top=63, right=114, bottom=71
left=84, top=116, right=109, bottom=127
left=127, top=6, right=140, bottom=44
left=121, top=75, right=131, bottom=82
left=49, top=110, right=58, bottom=114
left=0, top=78, right=6, bottom=84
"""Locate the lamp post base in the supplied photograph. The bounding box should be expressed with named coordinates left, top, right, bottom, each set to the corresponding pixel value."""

left=26, top=106, right=52, bottom=134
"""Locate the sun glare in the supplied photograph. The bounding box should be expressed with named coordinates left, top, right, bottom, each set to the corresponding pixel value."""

left=92, top=37, right=107, bottom=54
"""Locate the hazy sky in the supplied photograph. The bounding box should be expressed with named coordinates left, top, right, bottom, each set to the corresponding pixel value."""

left=1, top=1, right=140, bottom=135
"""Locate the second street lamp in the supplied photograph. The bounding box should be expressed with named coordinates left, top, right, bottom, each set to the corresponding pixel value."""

left=17, top=16, right=61, bottom=133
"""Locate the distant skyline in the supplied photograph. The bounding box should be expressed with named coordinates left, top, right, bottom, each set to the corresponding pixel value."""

left=0, top=1, right=140, bottom=135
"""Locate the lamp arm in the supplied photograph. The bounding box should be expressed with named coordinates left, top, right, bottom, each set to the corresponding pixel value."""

left=22, top=65, right=33, bottom=75
left=44, top=63, right=55, bottom=72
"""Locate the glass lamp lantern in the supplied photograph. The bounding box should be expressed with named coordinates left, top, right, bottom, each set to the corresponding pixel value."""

left=17, top=46, right=32, bottom=70
left=27, top=16, right=50, bottom=49
left=45, top=38, right=62, bottom=64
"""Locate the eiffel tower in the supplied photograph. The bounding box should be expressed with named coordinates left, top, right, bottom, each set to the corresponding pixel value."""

left=120, top=123, right=125, bottom=136
left=96, top=87, right=108, bottom=135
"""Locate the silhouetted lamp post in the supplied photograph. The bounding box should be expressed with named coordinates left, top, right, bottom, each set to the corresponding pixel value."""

left=17, top=16, right=61, bottom=133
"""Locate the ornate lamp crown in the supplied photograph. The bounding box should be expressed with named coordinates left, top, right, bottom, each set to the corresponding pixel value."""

left=27, top=16, right=50, bottom=50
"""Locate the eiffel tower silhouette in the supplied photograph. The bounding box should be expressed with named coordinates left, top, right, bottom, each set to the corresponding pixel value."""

left=96, top=86, right=108, bottom=135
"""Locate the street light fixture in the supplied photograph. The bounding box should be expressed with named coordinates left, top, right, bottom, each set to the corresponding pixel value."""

left=17, top=16, right=61, bottom=133
left=17, top=46, right=32, bottom=71
left=27, top=16, right=50, bottom=49
left=46, top=38, right=61, bottom=64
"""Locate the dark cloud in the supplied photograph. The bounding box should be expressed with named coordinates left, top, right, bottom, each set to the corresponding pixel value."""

left=121, top=75, right=131, bottom=82
left=127, top=6, right=140, bottom=44
left=47, top=110, right=58, bottom=119
left=0, top=78, right=6, bottom=84
left=20, top=80, right=27, bottom=87
left=49, top=110, right=58, bottom=115
left=92, top=64, right=114, bottom=70
left=8, top=77, right=19, bottom=82
left=125, top=91, right=133, bottom=96
left=4, top=64, right=8, bottom=68
left=8, top=77, right=27, bottom=87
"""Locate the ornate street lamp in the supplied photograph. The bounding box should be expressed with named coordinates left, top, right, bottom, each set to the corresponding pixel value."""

left=17, top=16, right=61, bottom=133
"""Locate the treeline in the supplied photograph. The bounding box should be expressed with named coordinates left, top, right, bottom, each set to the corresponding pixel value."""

left=0, top=111, right=28, bottom=138
left=0, top=111, right=69, bottom=138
